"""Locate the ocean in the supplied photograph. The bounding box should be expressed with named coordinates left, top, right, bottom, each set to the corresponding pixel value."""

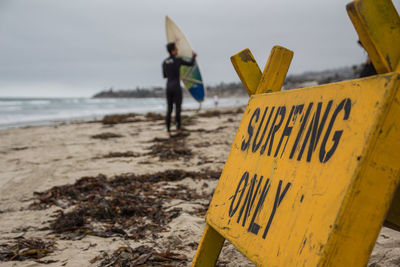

left=0, top=97, right=248, bottom=129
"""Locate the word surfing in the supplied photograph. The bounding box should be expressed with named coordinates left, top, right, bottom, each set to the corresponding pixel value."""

left=241, top=98, right=352, bottom=163
left=228, top=171, right=291, bottom=240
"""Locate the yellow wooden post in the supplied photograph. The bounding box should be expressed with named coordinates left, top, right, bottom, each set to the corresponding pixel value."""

left=255, top=46, right=293, bottom=94
left=191, top=225, right=225, bottom=267
left=230, top=46, right=293, bottom=96
left=347, top=0, right=400, bottom=230
left=230, top=49, right=262, bottom=96
left=347, top=0, right=400, bottom=73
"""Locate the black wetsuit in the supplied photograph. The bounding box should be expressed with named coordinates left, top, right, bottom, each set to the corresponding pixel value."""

left=162, top=55, right=196, bottom=132
left=359, top=61, right=377, bottom=78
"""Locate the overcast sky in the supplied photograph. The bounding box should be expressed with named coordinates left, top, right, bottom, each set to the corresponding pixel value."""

left=0, top=0, right=399, bottom=97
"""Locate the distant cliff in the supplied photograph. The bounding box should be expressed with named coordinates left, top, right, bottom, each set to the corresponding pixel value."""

left=93, top=65, right=363, bottom=98
left=283, top=65, right=362, bottom=90
left=93, top=87, right=165, bottom=98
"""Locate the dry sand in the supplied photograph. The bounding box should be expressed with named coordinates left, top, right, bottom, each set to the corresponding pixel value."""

left=0, top=107, right=399, bottom=266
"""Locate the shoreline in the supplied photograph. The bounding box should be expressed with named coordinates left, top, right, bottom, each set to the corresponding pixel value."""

left=0, top=96, right=248, bottom=130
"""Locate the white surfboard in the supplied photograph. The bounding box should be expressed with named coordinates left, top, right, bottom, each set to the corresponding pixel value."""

left=165, top=16, right=206, bottom=102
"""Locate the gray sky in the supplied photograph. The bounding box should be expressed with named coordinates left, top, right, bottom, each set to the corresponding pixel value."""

left=0, top=0, right=399, bottom=97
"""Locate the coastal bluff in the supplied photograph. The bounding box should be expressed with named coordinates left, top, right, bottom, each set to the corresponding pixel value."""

left=92, top=65, right=363, bottom=98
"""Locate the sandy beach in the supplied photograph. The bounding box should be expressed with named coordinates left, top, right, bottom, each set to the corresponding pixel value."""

left=0, top=106, right=399, bottom=266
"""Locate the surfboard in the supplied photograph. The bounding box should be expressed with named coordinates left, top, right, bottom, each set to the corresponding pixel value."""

left=165, top=16, right=206, bottom=102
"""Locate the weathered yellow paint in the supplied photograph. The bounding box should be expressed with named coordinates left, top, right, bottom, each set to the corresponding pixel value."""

left=205, top=73, right=400, bottom=266
left=255, top=46, right=293, bottom=94
left=230, top=49, right=262, bottom=96
left=191, top=224, right=225, bottom=267
left=347, top=0, right=400, bottom=73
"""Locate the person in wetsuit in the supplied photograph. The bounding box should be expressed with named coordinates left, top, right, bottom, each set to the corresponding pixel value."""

left=162, top=42, right=197, bottom=135
left=358, top=40, right=377, bottom=78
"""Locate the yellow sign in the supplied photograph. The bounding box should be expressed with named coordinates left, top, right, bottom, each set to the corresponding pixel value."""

left=205, top=73, right=400, bottom=266
left=192, top=0, right=400, bottom=266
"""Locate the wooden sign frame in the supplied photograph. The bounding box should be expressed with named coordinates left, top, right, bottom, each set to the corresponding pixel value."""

left=192, top=0, right=400, bottom=266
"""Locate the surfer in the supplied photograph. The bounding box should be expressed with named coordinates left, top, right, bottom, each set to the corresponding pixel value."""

left=162, top=42, right=197, bottom=136
left=358, top=40, right=377, bottom=78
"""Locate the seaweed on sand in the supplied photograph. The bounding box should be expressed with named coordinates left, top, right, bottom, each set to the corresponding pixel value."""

left=198, top=107, right=244, bottom=118
left=0, top=237, right=56, bottom=262
left=91, top=245, right=187, bottom=267
left=102, top=113, right=141, bottom=125
left=102, top=151, right=141, bottom=158
left=145, top=112, right=165, bottom=121
left=146, top=132, right=192, bottom=161
left=91, top=133, right=124, bottom=139
left=30, top=169, right=221, bottom=240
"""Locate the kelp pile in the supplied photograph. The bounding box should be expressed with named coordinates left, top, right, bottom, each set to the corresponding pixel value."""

left=145, top=112, right=165, bottom=121
left=91, top=132, right=124, bottom=140
left=102, top=113, right=141, bottom=125
left=91, top=245, right=187, bottom=267
left=101, top=151, right=141, bottom=158
left=101, top=112, right=164, bottom=125
left=146, top=133, right=192, bottom=161
left=30, top=169, right=220, bottom=240
left=0, top=237, right=56, bottom=262
left=198, top=107, right=244, bottom=118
